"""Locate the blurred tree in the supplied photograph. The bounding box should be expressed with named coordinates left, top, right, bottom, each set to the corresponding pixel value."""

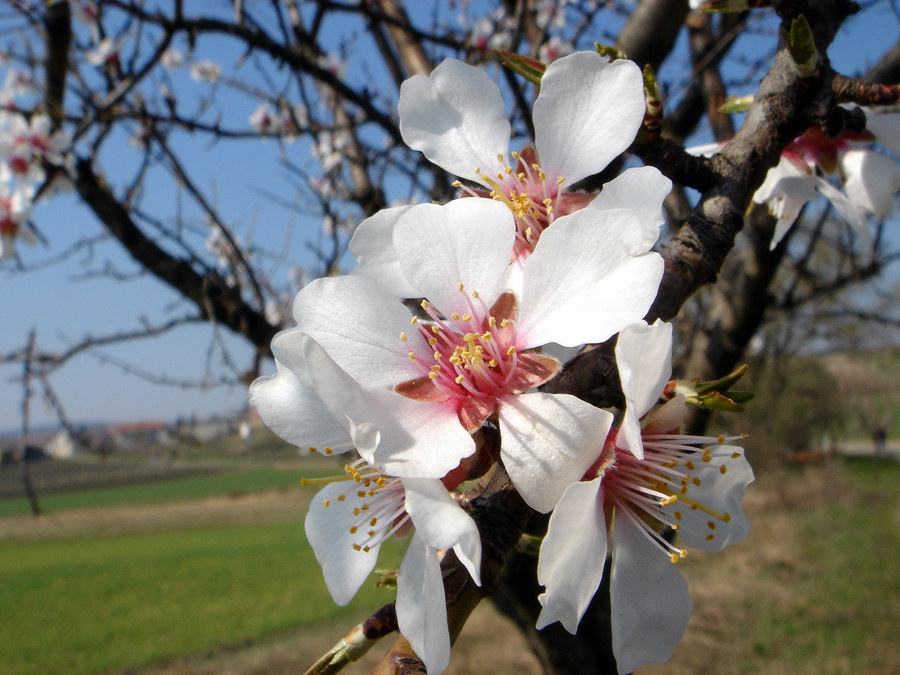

left=1, top=0, right=899, bottom=672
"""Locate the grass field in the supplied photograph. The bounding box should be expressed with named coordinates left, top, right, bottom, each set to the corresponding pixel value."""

left=1, top=456, right=898, bottom=674
left=0, top=466, right=310, bottom=516
left=0, top=468, right=403, bottom=675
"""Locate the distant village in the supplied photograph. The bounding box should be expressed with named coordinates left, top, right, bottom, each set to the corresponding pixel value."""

left=0, top=412, right=257, bottom=466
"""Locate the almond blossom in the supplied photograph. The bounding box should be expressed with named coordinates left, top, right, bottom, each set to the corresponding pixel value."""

left=286, top=197, right=662, bottom=512
left=250, top=334, right=480, bottom=674
left=305, top=462, right=481, bottom=674
left=397, top=51, right=649, bottom=258
left=0, top=168, right=34, bottom=260
left=755, top=110, right=900, bottom=249
left=535, top=320, right=753, bottom=673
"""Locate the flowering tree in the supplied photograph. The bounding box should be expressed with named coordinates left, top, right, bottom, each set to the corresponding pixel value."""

left=2, top=0, right=899, bottom=672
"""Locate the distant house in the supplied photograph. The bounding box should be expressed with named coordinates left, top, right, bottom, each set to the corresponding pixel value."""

left=46, top=430, right=84, bottom=459
left=109, top=420, right=171, bottom=451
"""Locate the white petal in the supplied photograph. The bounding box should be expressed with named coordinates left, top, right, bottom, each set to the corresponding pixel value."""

left=534, top=53, right=644, bottom=187
left=301, top=336, right=476, bottom=478
left=394, top=199, right=515, bottom=316
left=403, top=477, right=482, bottom=586
left=498, top=392, right=612, bottom=513
left=662, top=445, right=754, bottom=552
left=610, top=511, right=691, bottom=673
left=814, top=176, right=872, bottom=244
left=589, top=166, right=671, bottom=250
left=399, top=59, right=510, bottom=184
left=864, top=109, right=900, bottom=155
left=753, top=156, right=814, bottom=204
left=305, top=483, right=381, bottom=606
left=397, top=534, right=451, bottom=675
left=291, top=275, right=420, bottom=388
left=840, top=148, right=900, bottom=217
left=536, top=478, right=608, bottom=633
left=248, top=330, right=350, bottom=451
left=615, top=320, right=673, bottom=460
left=517, top=208, right=663, bottom=348
left=349, top=205, right=420, bottom=297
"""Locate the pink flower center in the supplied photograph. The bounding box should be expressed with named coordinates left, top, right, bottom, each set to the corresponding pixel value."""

left=454, top=147, right=594, bottom=259
left=785, top=125, right=874, bottom=175
left=395, top=287, right=559, bottom=432
left=590, top=429, right=744, bottom=563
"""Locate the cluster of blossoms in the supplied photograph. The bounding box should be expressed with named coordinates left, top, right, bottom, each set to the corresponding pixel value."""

left=251, top=51, right=753, bottom=673
left=754, top=109, right=900, bottom=248
left=0, top=69, right=72, bottom=260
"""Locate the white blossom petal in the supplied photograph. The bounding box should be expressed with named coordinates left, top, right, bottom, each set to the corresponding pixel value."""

left=394, top=199, right=515, bottom=316
left=399, top=59, right=510, bottom=185
left=533, top=52, right=644, bottom=187
left=397, top=534, right=452, bottom=675
left=814, top=176, right=872, bottom=244
left=517, top=208, right=663, bottom=348
left=661, top=445, right=754, bottom=552
left=498, top=392, right=612, bottom=513
left=350, top=205, right=419, bottom=297
left=610, top=511, right=691, bottom=674
left=291, top=275, right=420, bottom=388
left=615, top=320, right=673, bottom=460
left=840, top=148, right=900, bottom=217
left=589, top=166, right=671, bottom=250
left=248, top=330, right=351, bottom=451
left=404, top=477, right=482, bottom=585
left=863, top=109, right=900, bottom=155
left=301, top=336, right=476, bottom=478
left=305, top=482, right=382, bottom=605
left=536, top=478, right=608, bottom=633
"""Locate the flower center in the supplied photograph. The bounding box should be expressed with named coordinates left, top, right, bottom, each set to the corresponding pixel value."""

left=453, top=147, right=569, bottom=258
left=395, top=287, right=559, bottom=432
left=603, top=435, right=745, bottom=563
left=304, top=458, right=409, bottom=554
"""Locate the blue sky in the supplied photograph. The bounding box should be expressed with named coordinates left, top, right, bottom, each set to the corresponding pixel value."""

left=1, top=2, right=899, bottom=434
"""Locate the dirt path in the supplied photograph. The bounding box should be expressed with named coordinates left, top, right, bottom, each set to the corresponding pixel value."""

left=0, top=486, right=311, bottom=541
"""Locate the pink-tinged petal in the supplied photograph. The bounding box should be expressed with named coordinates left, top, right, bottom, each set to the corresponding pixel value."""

left=349, top=205, right=419, bottom=297
left=399, top=59, right=510, bottom=185
left=396, top=534, right=451, bottom=675
left=641, top=395, right=688, bottom=436
left=536, top=478, right=607, bottom=633
left=499, top=392, right=612, bottom=513
left=661, top=445, right=753, bottom=552
left=394, top=200, right=515, bottom=317
left=864, top=109, right=900, bottom=155
left=610, top=510, right=691, bottom=673
left=458, top=398, right=495, bottom=433
left=589, top=166, right=671, bottom=250
left=517, top=208, right=664, bottom=348
left=840, top=148, right=900, bottom=217
left=248, top=330, right=350, bottom=451
left=301, top=336, right=476, bottom=478
left=404, top=477, right=482, bottom=586
left=814, top=176, right=872, bottom=244
left=305, top=482, right=381, bottom=606
left=534, top=52, right=644, bottom=187
left=505, top=352, right=561, bottom=392
left=395, top=376, right=451, bottom=402
left=291, top=275, right=421, bottom=388
left=615, top=320, right=673, bottom=460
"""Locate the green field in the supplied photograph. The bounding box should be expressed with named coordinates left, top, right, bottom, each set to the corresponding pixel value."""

left=0, top=466, right=317, bottom=516
left=0, top=473, right=402, bottom=675
left=1, top=458, right=898, bottom=674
